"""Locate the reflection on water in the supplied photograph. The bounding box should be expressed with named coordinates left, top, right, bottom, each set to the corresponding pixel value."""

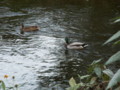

left=0, top=0, right=120, bottom=90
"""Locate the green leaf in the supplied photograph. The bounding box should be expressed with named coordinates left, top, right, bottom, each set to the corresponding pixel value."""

left=90, top=77, right=97, bottom=85
left=103, top=69, right=114, bottom=78
left=78, top=74, right=90, bottom=83
left=103, top=31, right=120, bottom=45
left=113, top=40, right=120, bottom=45
left=112, top=16, right=120, bottom=21
left=1, top=81, right=6, bottom=90
left=105, top=51, right=120, bottom=65
left=91, top=59, right=102, bottom=65
left=106, top=69, right=120, bottom=90
left=94, top=67, right=102, bottom=78
left=69, top=77, right=77, bottom=87
left=113, top=18, right=120, bottom=23
left=78, top=75, right=82, bottom=83
left=78, top=74, right=81, bottom=81
left=0, top=83, right=2, bottom=89
left=73, top=84, right=80, bottom=90
left=115, top=86, right=120, bottom=90
left=80, top=75, right=90, bottom=80
left=67, top=84, right=80, bottom=90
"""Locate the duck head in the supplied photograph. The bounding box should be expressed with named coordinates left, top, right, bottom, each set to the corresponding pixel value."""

left=65, top=37, right=70, bottom=44
left=21, top=23, right=24, bottom=28
left=20, top=23, right=24, bottom=34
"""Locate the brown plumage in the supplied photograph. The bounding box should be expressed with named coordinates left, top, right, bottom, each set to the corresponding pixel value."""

left=20, top=24, right=39, bottom=34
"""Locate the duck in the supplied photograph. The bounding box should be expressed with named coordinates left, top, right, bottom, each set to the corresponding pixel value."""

left=65, top=37, right=88, bottom=50
left=20, top=24, right=39, bottom=34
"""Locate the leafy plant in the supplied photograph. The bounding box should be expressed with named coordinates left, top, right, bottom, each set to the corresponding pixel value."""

left=103, top=30, right=120, bottom=90
left=66, top=77, right=80, bottom=90
left=103, top=30, right=120, bottom=45
left=0, top=80, right=6, bottom=90
left=106, top=69, right=120, bottom=90
left=0, top=75, right=19, bottom=90
left=105, top=51, right=120, bottom=65
left=67, top=29, right=120, bottom=90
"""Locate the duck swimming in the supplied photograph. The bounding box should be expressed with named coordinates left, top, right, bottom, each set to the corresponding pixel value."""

left=20, top=24, right=39, bottom=34
left=65, top=37, right=88, bottom=50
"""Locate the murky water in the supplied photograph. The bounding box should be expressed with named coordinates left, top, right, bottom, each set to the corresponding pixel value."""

left=0, top=0, right=120, bottom=90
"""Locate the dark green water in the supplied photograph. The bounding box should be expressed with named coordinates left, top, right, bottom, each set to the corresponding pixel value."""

left=0, top=0, right=120, bottom=90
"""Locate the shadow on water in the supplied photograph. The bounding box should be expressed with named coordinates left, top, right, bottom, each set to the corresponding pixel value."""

left=0, top=0, right=120, bottom=90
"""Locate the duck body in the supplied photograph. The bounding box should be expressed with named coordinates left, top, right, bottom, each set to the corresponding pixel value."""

left=67, top=42, right=88, bottom=49
left=22, top=26, right=39, bottom=32
left=65, top=37, right=88, bottom=50
left=20, top=24, right=39, bottom=34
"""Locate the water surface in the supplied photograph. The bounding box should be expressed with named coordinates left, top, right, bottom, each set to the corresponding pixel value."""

left=0, top=0, right=120, bottom=89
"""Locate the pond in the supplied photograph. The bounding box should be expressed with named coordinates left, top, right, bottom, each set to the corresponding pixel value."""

left=0, top=0, right=120, bottom=90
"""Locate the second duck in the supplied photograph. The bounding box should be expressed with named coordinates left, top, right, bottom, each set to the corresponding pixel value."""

left=20, top=24, right=39, bottom=34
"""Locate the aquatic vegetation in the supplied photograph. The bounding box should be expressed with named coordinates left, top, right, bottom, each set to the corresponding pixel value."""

left=0, top=75, right=19, bottom=90
left=67, top=30, right=120, bottom=90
